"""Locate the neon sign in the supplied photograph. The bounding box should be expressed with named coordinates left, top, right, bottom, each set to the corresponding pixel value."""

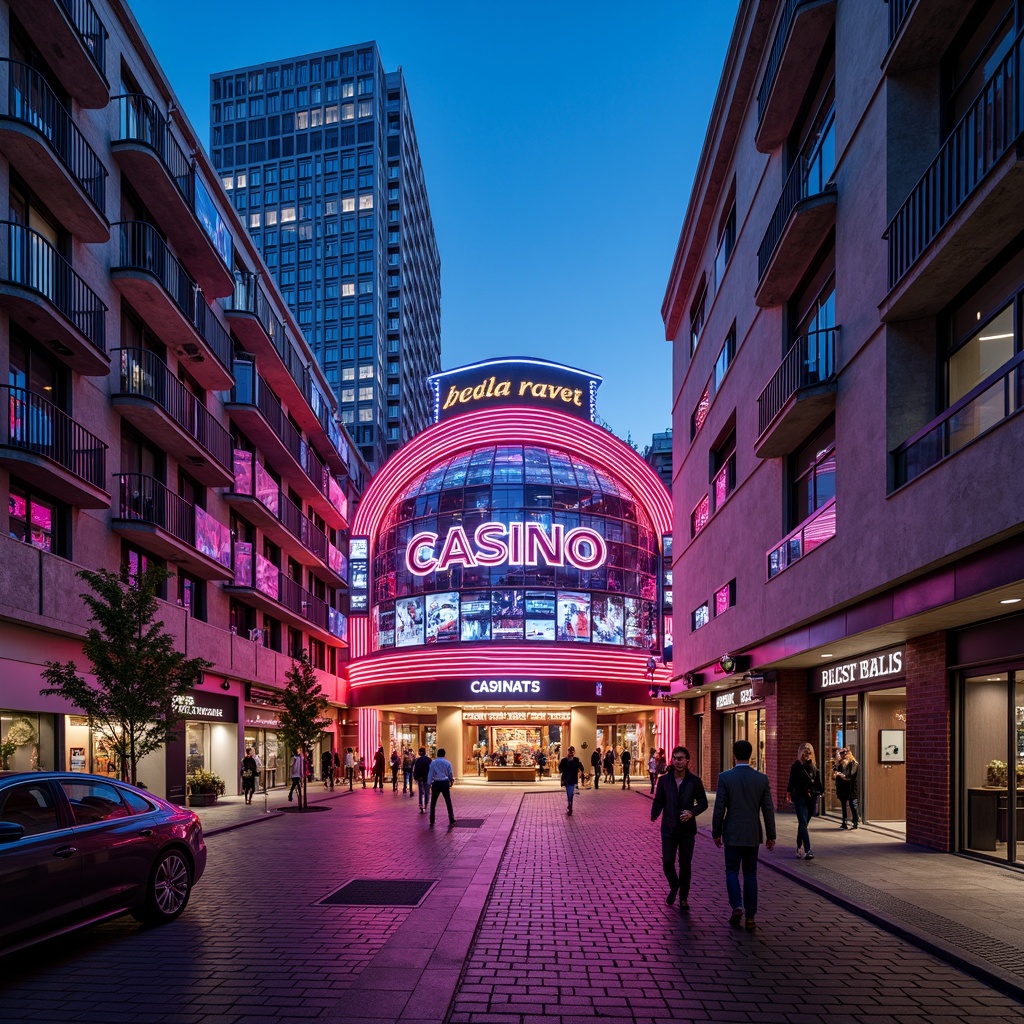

left=406, top=521, right=607, bottom=576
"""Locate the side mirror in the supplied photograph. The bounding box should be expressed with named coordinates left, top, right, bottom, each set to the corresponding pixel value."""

left=0, top=821, right=27, bottom=843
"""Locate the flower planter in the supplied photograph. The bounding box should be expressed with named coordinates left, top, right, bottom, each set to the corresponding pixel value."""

left=188, top=793, right=219, bottom=806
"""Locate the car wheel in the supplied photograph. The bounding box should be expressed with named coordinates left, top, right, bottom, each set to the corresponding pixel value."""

left=136, top=849, right=192, bottom=924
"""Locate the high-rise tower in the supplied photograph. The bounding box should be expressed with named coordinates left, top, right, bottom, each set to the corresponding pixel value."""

left=210, top=45, right=441, bottom=470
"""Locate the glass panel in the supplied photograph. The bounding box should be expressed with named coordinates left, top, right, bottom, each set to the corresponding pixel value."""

left=948, top=303, right=1013, bottom=405
left=1015, top=675, right=1024, bottom=866
left=963, top=674, right=1008, bottom=859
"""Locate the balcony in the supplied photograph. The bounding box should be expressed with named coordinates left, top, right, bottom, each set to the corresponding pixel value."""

left=766, top=497, right=836, bottom=580
left=892, top=351, right=1024, bottom=490
left=754, top=0, right=836, bottom=153
left=7, top=0, right=108, bottom=108
left=756, top=153, right=837, bottom=307
left=224, top=449, right=348, bottom=587
left=0, top=61, right=108, bottom=241
left=0, top=386, right=108, bottom=507
left=224, top=549, right=348, bottom=645
left=111, top=473, right=233, bottom=581
left=110, top=222, right=233, bottom=391
left=0, top=221, right=108, bottom=375
left=884, top=0, right=972, bottom=76
left=224, top=358, right=347, bottom=529
left=111, top=95, right=233, bottom=298
left=110, top=348, right=233, bottom=488
left=884, top=29, right=1024, bottom=321
left=755, top=328, right=838, bottom=458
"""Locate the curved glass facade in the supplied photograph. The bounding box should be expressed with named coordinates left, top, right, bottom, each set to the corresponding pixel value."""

left=370, top=444, right=660, bottom=651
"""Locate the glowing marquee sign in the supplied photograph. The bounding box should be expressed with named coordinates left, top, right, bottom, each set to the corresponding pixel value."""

left=406, top=521, right=607, bottom=577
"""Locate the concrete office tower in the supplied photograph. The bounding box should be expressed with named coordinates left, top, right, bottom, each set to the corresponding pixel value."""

left=663, top=0, right=1024, bottom=865
left=210, top=46, right=441, bottom=471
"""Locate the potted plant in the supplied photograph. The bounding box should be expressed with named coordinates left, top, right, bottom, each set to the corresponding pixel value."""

left=186, top=769, right=226, bottom=806
left=0, top=738, right=16, bottom=770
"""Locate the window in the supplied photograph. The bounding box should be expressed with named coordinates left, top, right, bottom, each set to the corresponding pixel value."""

left=358, top=364, right=374, bottom=379
left=341, top=388, right=354, bottom=403
left=358, top=408, right=373, bottom=422
left=714, top=328, right=736, bottom=391
left=714, top=579, right=736, bottom=616
left=358, top=194, right=373, bottom=210
left=689, top=279, right=707, bottom=355
left=0, top=782, right=60, bottom=835
left=691, top=603, right=710, bottom=631
left=690, top=494, right=710, bottom=539
left=9, top=482, right=62, bottom=554
left=358, top=100, right=373, bottom=118
left=690, top=385, right=710, bottom=441
left=358, top=386, right=373, bottom=401
left=791, top=418, right=835, bottom=529
left=714, top=203, right=736, bottom=288
left=711, top=429, right=736, bottom=510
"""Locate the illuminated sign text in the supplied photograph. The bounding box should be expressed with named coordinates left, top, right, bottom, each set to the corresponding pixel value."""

left=470, top=679, right=541, bottom=694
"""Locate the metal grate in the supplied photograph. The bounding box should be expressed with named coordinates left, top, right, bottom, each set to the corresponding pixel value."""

left=319, top=879, right=436, bottom=907
left=450, top=818, right=486, bottom=828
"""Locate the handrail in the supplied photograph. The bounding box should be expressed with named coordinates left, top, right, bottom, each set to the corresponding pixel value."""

left=112, top=93, right=193, bottom=205
left=113, top=222, right=231, bottom=371
left=116, top=473, right=194, bottom=546
left=0, top=220, right=107, bottom=352
left=757, top=328, right=837, bottom=436
left=229, top=271, right=288, bottom=358
left=892, top=349, right=1024, bottom=487
left=112, top=348, right=232, bottom=471
left=1, top=385, right=107, bottom=488
left=888, top=0, right=916, bottom=45
left=887, top=26, right=1024, bottom=289
left=766, top=497, right=836, bottom=580
left=56, top=0, right=108, bottom=76
left=0, top=60, right=107, bottom=213
left=756, top=0, right=804, bottom=122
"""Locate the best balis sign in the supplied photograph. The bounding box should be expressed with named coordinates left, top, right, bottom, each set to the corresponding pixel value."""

left=407, top=521, right=607, bottom=576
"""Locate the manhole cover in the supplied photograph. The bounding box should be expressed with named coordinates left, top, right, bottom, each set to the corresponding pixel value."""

left=450, top=818, right=485, bottom=828
left=319, top=879, right=437, bottom=906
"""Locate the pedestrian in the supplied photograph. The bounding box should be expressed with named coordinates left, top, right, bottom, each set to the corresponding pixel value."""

left=711, top=739, right=777, bottom=931
left=414, top=746, right=432, bottom=812
left=651, top=746, right=708, bottom=910
left=656, top=748, right=667, bottom=777
left=590, top=746, right=602, bottom=790
left=321, top=747, right=334, bottom=790
left=620, top=746, right=632, bottom=789
left=344, top=747, right=355, bottom=790
left=426, top=746, right=456, bottom=827
left=288, top=749, right=304, bottom=802
left=603, top=746, right=615, bottom=784
left=389, top=748, right=400, bottom=791
left=358, top=753, right=367, bottom=787
left=786, top=742, right=824, bottom=860
left=241, top=746, right=258, bottom=805
left=372, top=746, right=386, bottom=790
left=833, top=747, right=860, bottom=829
left=648, top=750, right=658, bottom=793
left=402, top=748, right=415, bottom=796
left=536, top=750, right=548, bottom=778
left=558, top=745, right=585, bottom=815
left=332, top=748, right=340, bottom=787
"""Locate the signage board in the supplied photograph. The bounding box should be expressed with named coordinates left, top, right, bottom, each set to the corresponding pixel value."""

left=811, top=645, right=906, bottom=694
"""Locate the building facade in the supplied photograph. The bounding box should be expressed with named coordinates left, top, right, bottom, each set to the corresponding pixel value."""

left=344, top=358, right=675, bottom=775
left=664, top=0, right=1024, bottom=866
left=210, top=46, right=441, bottom=472
left=0, top=0, right=365, bottom=800
left=643, top=428, right=673, bottom=490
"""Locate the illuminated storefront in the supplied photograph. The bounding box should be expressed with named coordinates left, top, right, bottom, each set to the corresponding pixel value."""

left=346, top=359, right=674, bottom=776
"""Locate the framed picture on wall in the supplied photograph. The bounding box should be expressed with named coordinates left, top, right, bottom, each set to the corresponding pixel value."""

left=880, top=729, right=905, bottom=763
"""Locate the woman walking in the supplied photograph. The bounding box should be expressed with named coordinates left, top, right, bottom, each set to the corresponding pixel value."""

left=786, top=742, right=823, bottom=860
left=241, top=747, right=258, bottom=805
left=833, top=748, right=860, bottom=829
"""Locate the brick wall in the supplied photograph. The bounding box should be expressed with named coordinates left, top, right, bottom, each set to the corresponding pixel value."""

left=906, top=631, right=950, bottom=851
left=767, top=669, right=816, bottom=810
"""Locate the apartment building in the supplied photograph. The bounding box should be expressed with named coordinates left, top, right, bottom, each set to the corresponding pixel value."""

left=0, top=0, right=366, bottom=801
left=664, top=0, right=1024, bottom=865
left=210, top=46, right=441, bottom=471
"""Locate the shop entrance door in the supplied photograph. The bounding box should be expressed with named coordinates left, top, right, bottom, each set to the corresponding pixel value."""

left=823, top=696, right=860, bottom=817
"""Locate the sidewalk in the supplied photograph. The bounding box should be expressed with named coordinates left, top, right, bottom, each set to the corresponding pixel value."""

left=197, top=783, right=1024, bottom=1003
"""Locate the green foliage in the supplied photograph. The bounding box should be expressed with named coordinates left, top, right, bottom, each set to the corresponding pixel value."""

left=277, top=655, right=330, bottom=810
left=0, top=738, right=16, bottom=770
left=40, top=566, right=211, bottom=785
left=186, top=769, right=225, bottom=795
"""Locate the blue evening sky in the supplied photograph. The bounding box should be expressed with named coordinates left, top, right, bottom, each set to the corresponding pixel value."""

left=130, top=0, right=739, bottom=449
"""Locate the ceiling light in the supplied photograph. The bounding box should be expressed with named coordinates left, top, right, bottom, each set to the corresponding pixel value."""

left=979, top=332, right=1014, bottom=341
left=999, top=598, right=1022, bottom=605
left=820, top=653, right=834, bottom=658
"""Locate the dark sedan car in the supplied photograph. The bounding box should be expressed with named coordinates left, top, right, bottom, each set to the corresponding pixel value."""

left=0, top=772, right=206, bottom=954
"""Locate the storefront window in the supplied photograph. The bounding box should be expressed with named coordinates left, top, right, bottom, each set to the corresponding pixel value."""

left=823, top=695, right=860, bottom=815
left=0, top=711, right=52, bottom=771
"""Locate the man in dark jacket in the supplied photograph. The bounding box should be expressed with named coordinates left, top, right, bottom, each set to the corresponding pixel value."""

left=651, top=745, right=708, bottom=910
left=558, top=746, right=586, bottom=815
left=413, top=747, right=431, bottom=813
left=590, top=746, right=602, bottom=790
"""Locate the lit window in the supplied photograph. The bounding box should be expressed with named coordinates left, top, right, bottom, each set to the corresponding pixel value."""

left=714, top=580, right=736, bottom=616
left=341, top=197, right=355, bottom=212
left=342, top=367, right=355, bottom=381
left=341, top=388, right=354, bottom=403
left=222, top=175, right=234, bottom=190
left=341, top=103, right=354, bottom=120
left=341, top=410, right=354, bottom=424
left=358, top=408, right=373, bottom=422
left=311, top=108, right=324, bottom=127
left=358, top=365, right=373, bottom=379
left=265, top=210, right=278, bottom=225
left=358, top=100, right=372, bottom=118
left=236, top=172, right=247, bottom=189
left=280, top=207, right=296, bottom=223
left=341, top=283, right=355, bottom=297
left=295, top=110, right=309, bottom=130
left=691, top=603, right=710, bottom=631
left=691, top=385, right=710, bottom=439
left=358, top=386, right=373, bottom=401
left=250, top=213, right=261, bottom=228
left=325, top=105, right=339, bottom=123
left=358, top=194, right=373, bottom=210
left=690, top=494, right=710, bottom=538
left=341, top=82, right=354, bottom=98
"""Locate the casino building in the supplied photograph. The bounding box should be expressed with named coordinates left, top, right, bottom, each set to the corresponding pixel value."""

left=345, top=358, right=675, bottom=777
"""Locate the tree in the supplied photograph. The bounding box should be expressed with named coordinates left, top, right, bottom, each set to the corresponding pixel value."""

left=277, top=655, right=330, bottom=810
left=40, top=566, right=211, bottom=786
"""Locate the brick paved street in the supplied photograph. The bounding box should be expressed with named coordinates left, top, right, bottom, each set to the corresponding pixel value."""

left=0, top=786, right=1022, bottom=1024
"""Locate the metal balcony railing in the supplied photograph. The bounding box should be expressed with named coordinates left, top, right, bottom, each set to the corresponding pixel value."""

left=887, top=27, right=1024, bottom=289
left=0, top=221, right=107, bottom=351
left=757, top=328, right=837, bottom=437
left=888, top=0, right=916, bottom=44
left=2, top=385, right=107, bottom=488
left=116, top=473, right=194, bottom=545
left=229, top=271, right=288, bottom=356
left=113, top=348, right=232, bottom=471
left=57, top=0, right=108, bottom=75
left=114, top=222, right=231, bottom=370
left=112, top=93, right=192, bottom=205
left=892, top=350, right=1024, bottom=488
left=766, top=497, right=836, bottom=579
left=756, top=0, right=806, bottom=122
left=0, top=60, right=107, bottom=213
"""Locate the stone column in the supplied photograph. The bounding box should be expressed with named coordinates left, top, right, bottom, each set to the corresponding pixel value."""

left=435, top=705, right=464, bottom=777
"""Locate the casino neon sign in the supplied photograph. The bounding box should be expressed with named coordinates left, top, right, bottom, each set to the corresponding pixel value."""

left=406, top=521, right=607, bottom=577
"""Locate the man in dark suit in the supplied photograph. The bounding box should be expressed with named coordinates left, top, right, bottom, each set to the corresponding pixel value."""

left=711, top=739, right=776, bottom=931
left=651, top=746, right=708, bottom=910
